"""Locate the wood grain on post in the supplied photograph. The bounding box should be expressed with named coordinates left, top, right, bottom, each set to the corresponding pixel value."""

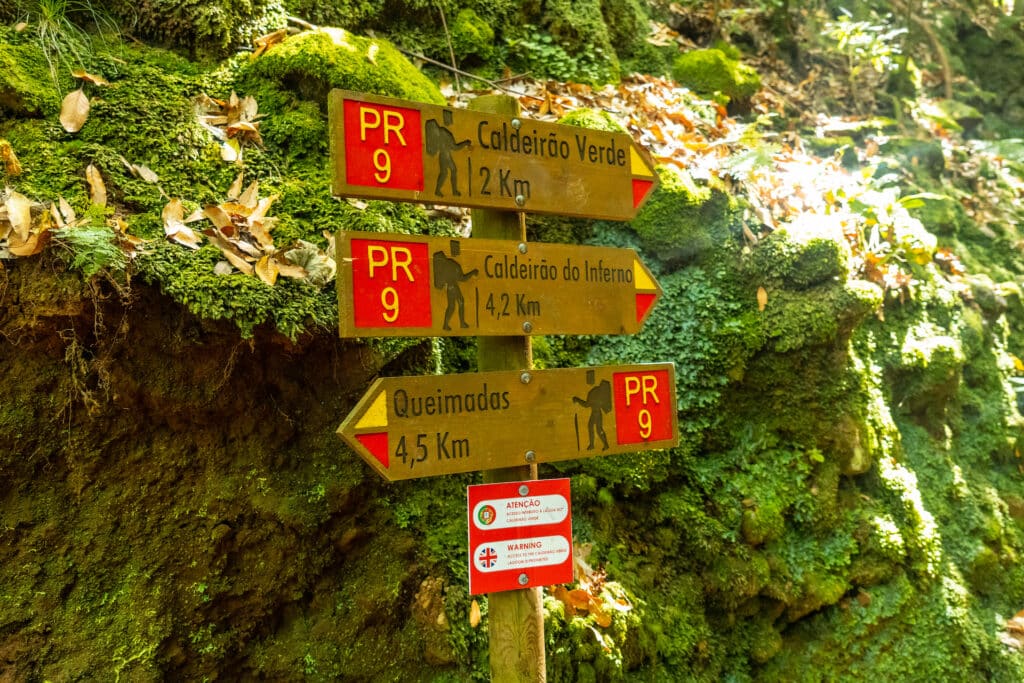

left=469, top=93, right=547, bottom=683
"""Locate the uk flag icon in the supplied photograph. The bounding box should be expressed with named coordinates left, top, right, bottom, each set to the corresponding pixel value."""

left=477, top=546, right=498, bottom=569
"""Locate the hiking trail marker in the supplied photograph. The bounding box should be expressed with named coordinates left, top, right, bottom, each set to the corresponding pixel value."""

left=328, top=89, right=659, bottom=221
left=337, top=231, right=661, bottom=337
left=337, top=364, right=679, bottom=482
left=468, top=478, right=573, bottom=595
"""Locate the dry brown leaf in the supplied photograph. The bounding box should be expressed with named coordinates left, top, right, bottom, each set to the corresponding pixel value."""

left=757, top=286, right=768, bottom=312
left=0, top=140, right=21, bottom=176
left=275, top=259, right=308, bottom=279
left=162, top=198, right=203, bottom=249
left=469, top=599, right=481, bottom=628
left=237, top=180, right=260, bottom=209
left=14, top=21, right=27, bottom=32
left=248, top=222, right=274, bottom=249
left=567, top=589, right=592, bottom=611
left=135, top=165, right=160, bottom=184
left=86, top=164, right=106, bottom=207
left=60, top=88, right=90, bottom=133
left=5, top=189, right=33, bottom=240
left=255, top=254, right=278, bottom=285
left=221, top=138, right=241, bottom=163
left=205, top=229, right=254, bottom=274
left=252, top=28, right=288, bottom=58
left=227, top=172, right=245, bottom=200
left=58, top=196, right=76, bottom=225
left=7, top=228, right=50, bottom=257
left=590, top=601, right=612, bottom=628
left=203, top=204, right=234, bottom=231
left=71, top=69, right=109, bottom=86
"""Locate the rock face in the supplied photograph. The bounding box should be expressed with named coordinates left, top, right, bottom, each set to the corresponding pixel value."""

left=2, top=5, right=1024, bottom=682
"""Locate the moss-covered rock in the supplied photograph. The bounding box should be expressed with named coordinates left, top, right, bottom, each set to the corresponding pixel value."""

left=241, top=29, right=445, bottom=107
left=450, top=8, right=494, bottom=63
left=0, top=29, right=61, bottom=116
left=557, top=107, right=625, bottom=133
left=630, top=165, right=736, bottom=257
left=106, top=0, right=287, bottom=55
left=671, top=48, right=761, bottom=107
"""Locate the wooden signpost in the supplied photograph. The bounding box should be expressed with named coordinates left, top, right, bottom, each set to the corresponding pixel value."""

left=331, top=90, right=671, bottom=682
left=328, top=89, right=659, bottom=221
left=337, top=364, right=679, bottom=482
left=336, top=232, right=661, bottom=337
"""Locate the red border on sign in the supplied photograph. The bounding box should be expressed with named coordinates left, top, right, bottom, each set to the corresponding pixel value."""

left=468, top=478, right=573, bottom=595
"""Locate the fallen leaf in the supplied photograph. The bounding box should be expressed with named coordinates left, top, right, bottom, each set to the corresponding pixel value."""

left=0, top=139, right=22, bottom=176
left=7, top=228, right=50, bottom=256
left=59, top=88, right=90, bottom=133
left=590, top=601, right=612, bottom=628
left=86, top=164, right=106, bottom=207
left=757, top=286, right=768, bottom=311
left=135, top=165, right=160, bottom=184
left=214, top=260, right=234, bottom=275
left=203, top=204, right=235, bottom=232
left=5, top=189, right=33, bottom=240
left=237, top=180, right=260, bottom=209
left=71, top=69, right=109, bottom=86
left=221, top=138, right=241, bottom=163
left=255, top=255, right=279, bottom=285
left=162, top=198, right=202, bottom=249
left=58, top=196, right=76, bottom=225
left=227, top=172, right=245, bottom=200
left=567, top=589, right=592, bottom=611
left=469, top=599, right=481, bottom=628
left=14, top=21, right=27, bottom=32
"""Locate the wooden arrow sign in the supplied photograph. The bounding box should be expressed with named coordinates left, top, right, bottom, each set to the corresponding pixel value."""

left=337, top=364, right=679, bottom=481
left=337, top=231, right=661, bottom=337
left=329, top=89, right=659, bottom=221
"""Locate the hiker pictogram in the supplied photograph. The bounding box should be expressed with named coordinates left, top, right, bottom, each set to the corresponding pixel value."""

left=433, top=240, right=479, bottom=330
left=425, top=110, right=471, bottom=197
left=573, top=369, right=611, bottom=451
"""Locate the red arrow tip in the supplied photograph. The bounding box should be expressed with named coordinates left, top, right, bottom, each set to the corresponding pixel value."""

left=632, top=178, right=655, bottom=209
left=355, top=432, right=389, bottom=469
left=636, top=292, right=657, bottom=323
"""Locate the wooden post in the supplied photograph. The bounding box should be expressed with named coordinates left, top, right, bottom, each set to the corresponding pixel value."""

left=469, top=94, right=547, bottom=683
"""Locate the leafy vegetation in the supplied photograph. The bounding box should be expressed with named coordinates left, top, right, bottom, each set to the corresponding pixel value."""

left=3, top=1, right=1024, bottom=681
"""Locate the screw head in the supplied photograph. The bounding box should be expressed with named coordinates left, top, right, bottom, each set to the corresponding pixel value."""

left=518, top=573, right=529, bottom=586
left=518, top=484, right=529, bottom=496
left=522, top=321, right=533, bottom=333
left=525, top=450, right=536, bottom=463
left=511, top=118, right=521, bottom=130
left=515, top=194, right=525, bottom=206
left=518, top=242, right=527, bottom=254
left=520, top=371, right=531, bottom=384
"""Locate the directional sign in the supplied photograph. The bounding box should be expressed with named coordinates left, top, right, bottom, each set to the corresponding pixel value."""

left=336, top=231, right=661, bottom=337
left=328, top=89, right=659, bottom=221
left=468, top=478, right=573, bottom=595
left=337, top=364, right=678, bottom=481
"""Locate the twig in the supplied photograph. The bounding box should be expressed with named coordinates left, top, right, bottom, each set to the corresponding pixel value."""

left=286, top=15, right=318, bottom=31
left=396, top=47, right=542, bottom=100
left=437, top=5, right=462, bottom=93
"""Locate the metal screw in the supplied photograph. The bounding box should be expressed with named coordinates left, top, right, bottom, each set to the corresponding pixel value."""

left=522, top=321, right=533, bottom=333
left=520, top=371, right=531, bottom=384
left=518, top=484, right=530, bottom=496
left=525, top=450, right=536, bottom=463
left=518, top=573, right=529, bottom=586
left=511, top=118, right=521, bottom=130
left=515, top=194, right=525, bottom=206
left=518, top=242, right=527, bottom=254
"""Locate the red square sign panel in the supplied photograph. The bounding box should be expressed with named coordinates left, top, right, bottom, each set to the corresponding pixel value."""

left=468, top=478, right=573, bottom=595
left=350, top=238, right=432, bottom=329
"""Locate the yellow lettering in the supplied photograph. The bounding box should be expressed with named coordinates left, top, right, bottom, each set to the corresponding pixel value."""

left=383, top=110, right=407, bottom=146
left=359, top=106, right=381, bottom=142
left=391, top=247, right=414, bottom=281
left=367, top=245, right=389, bottom=278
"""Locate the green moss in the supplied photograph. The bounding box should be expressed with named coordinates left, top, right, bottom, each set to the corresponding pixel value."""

left=556, top=107, right=625, bottom=133
left=0, top=28, right=61, bottom=116
left=241, top=29, right=445, bottom=107
left=630, top=166, right=737, bottom=256
left=671, top=48, right=761, bottom=105
left=750, top=217, right=852, bottom=288
left=104, top=0, right=286, bottom=55
left=450, top=8, right=494, bottom=63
